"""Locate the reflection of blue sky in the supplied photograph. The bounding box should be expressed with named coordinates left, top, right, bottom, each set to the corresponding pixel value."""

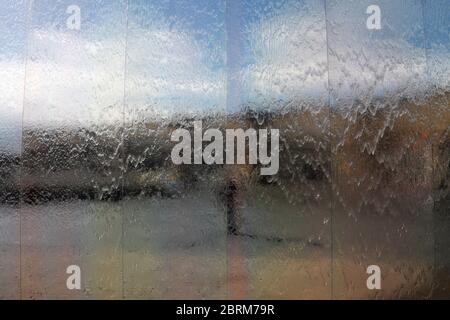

left=424, top=0, right=450, bottom=47
left=0, top=0, right=449, bottom=146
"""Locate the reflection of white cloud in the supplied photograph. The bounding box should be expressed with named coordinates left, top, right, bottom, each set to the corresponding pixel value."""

left=27, top=28, right=207, bottom=126
left=125, top=25, right=225, bottom=118
left=0, top=59, right=25, bottom=153
left=243, top=2, right=450, bottom=110
left=1, top=24, right=226, bottom=131
left=242, top=4, right=329, bottom=107
left=14, top=29, right=128, bottom=128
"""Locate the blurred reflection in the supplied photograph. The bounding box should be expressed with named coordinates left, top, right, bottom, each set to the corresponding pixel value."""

left=0, top=0, right=27, bottom=299
left=123, top=0, right=227, bottom=299
left=225, top=0, right=331, bottom=299
left=327, top=0, right=439, bottom=299
left=423, top=0, right=450, bottom=298
left=0, top=0, right=448, bottom=299
left=21, top=0, right=126, bottom=298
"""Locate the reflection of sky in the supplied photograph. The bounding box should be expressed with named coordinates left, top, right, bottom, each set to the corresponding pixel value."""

left=0, top=0, right=449, bottom=151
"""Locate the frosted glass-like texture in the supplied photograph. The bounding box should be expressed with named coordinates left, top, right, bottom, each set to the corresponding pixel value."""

left=0, top=0, right=448, bottom=299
